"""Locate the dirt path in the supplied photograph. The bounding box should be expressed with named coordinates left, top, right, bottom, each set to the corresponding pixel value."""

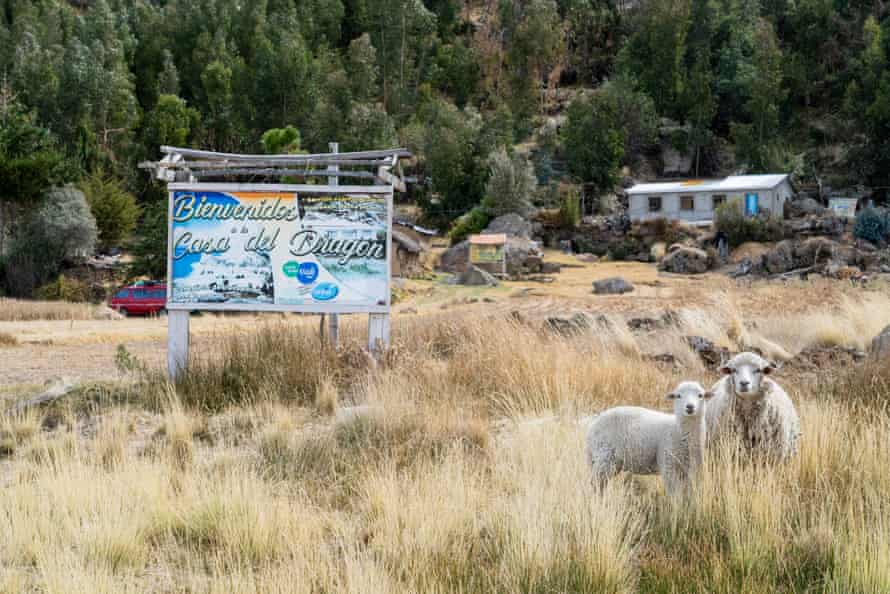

left=0, top=340, right=165, bottom=388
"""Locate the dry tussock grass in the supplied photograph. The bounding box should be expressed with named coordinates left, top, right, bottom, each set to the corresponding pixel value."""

left=0, top=298, right=103, bottom=322
left=1, top=287, right=890, bottom=592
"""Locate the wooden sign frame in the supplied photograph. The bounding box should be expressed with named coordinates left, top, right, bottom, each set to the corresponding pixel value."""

left=142, top=145, right=409, bottom=380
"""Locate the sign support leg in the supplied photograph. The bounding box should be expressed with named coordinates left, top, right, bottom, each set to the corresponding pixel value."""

left=327, top=141, right=341, bottom=350
left=328, top=314, right=340, bottom=349
left=368, top=313, right=390, bottom=354
left=167, top=310, right=190, bottom=381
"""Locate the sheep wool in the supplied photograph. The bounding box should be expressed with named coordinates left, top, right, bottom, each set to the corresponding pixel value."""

left=585, top=381, right=712, bottom=496
left=706, top=352, right=801, bottom=461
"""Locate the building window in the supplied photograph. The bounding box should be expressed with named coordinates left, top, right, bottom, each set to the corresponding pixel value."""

left=680, top=195, right=695, bottom=211
left=648, top=196, right=662, bottom=212
left=712, top=195, right=726, bottom=209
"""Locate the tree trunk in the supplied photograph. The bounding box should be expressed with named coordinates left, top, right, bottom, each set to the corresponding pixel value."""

left=400, top=1, right=406, bottom=118
left=380, top=10, right=388, bottom=109
left=0, top=201, right=5, bottom=258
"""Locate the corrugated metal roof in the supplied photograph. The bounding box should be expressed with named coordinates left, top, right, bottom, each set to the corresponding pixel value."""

left=469, top=233, right=507, bottom=245
left=626, top=174, right=790, bottom=196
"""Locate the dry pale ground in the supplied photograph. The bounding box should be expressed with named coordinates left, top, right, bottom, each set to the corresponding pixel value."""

left=0, top=256, right=865, bottom=388
left=0, top=259, right=889, bottom=593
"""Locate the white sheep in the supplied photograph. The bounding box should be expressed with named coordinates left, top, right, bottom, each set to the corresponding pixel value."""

left=705, top=352, right=800, bottom=461
left=585, top=381, right=713, bottom=496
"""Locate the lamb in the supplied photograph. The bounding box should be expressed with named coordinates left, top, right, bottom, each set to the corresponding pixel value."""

left=585, top=381, right=713, bottom=496
left=705, top=352, right=800, bottom=461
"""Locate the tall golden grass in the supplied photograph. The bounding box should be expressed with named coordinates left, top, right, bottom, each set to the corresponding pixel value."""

left=2, top=288, right=890, bottom=592
left=0, top=298, right=102, bottom=321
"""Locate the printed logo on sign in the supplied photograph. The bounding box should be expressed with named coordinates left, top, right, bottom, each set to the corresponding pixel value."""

left=282, top=261, right=301, bottom=278
left=297, top=262, right=319, bottom=284
left=312, top=283, right=339, bottom=301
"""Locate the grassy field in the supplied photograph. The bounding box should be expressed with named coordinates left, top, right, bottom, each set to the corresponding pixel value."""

left=1, top=270, right=889, bottom=593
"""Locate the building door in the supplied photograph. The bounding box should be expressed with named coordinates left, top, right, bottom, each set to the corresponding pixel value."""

left=745, top=193, right=759, bottom=216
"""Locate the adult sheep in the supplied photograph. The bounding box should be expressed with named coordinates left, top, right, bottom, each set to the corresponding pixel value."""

left=585, top=381, right=713, bottom=496
left=706, top=352, right=800, bottom=461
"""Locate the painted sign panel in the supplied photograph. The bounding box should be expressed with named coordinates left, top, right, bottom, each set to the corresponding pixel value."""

left=828, top=198, right=858, bottom=219
left=745, top=193, right=759, bottom=216
left=470, top=243, right=505, bottom=264
left=167, top=188, right=390, bottom=312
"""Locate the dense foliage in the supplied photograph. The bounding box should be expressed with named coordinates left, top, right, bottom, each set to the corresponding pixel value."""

left=484, top=148, right=536, bottom=218
left=715, top=198, right=784, bottom=247
left=0, top=0, right=888, bottom=293
left=854, top=207, right=890, bottom=245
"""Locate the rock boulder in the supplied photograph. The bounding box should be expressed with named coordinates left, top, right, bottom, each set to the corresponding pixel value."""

left=457, top=265, right=499, bottom=286
left=484, top=213, right=534, bottom=239
left=592, top=277, right=634, bottom=295
left=870, top=325, right=890, bottom=360
left=659, top=246, right=710, bottom=274
left=439, top=240, right=470, bottom=273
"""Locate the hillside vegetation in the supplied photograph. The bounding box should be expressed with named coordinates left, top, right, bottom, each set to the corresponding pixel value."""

left=1, top=0, right=889, bottom=296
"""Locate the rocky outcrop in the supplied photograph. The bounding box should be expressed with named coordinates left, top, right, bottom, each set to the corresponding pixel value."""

left=507, top=237, right=544, bottom=275
left=484, top=213, right=535, bottom=239
left=592, top=277, right=634, bottom=295
left=658, top=119, right=693, bottom=176
left=870, top=325, right=890, bottom=360
left=787, top=197, right=827, bottom=218
left=782, top=215, right=846, bottom=237
left=457, top=265, right=499, bottom=286
left=685, top=336, right=730, bottom=367
left=659, top=246, right=710, bottom=274
left=439, top=241, right=470, bottom=273
left=761, top=238, right=878, bottom=275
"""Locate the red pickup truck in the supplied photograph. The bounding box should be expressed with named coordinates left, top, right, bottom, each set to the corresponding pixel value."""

left=109, top=283, right=167, bottom=316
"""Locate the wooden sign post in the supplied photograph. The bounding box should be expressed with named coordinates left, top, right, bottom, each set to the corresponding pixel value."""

left=144, top=146, right=409, bottom=380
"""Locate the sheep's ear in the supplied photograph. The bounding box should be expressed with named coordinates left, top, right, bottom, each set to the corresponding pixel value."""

left=703, top=391, right=715, bottom=400
left=720, top=365, right=733, bottom=375
left=762, top=362, right=778, bottom=375
left=666, top=392, right=677, bottom=400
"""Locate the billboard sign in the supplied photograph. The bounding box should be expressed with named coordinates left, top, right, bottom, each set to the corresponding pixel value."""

left=469, top=233, right=506, bottom=274
left=167, top=184, right=391, bottom=313
left=828, top=197, right=858, bottom=219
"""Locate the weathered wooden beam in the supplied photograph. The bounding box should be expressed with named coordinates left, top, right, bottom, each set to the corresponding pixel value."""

left=160, top=146, right=412, bottom=161
left=376, top=167, right=406, bottom=192
left=191, top=168, right=378, bottom=179
left=161, top=158, right=392, bottom=169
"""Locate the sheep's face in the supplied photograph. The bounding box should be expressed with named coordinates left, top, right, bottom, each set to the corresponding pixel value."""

left=720, top=352, right=776, bottom=397
left=667, top=381, right=713, bottom=417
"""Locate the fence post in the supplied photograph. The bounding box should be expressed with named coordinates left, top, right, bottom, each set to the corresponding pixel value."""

left=368, top=312, right=390, bottom=353
left=167, top=310, right=189, bottom=380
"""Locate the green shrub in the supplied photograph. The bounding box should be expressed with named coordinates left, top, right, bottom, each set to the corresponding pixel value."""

left=853, top=208, right=889, bottom=245
left=557, top=189, right=582, bottom=229
left=484, top=147, right=535, bottom=218
left=636, top=217, right=684, bottom=245
left=448, top=206, right=490, bottom=243
left=3, top=187, right=97, bottom=297
left=34, top=275, right=92, bottom=302
left=79, top=173, right=140, bottom=252
left=609, top=238, right=644, bottom=261
left=715, top=198, right=784, bottom=247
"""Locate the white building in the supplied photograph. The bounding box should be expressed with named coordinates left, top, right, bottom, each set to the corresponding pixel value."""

left=626, top=174, right=793, bottom=225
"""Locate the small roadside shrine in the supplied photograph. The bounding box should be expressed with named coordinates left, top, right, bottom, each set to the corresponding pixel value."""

left=469, top=233, right=507, bottom=276
left=142, top=144, right=411, bottom=380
